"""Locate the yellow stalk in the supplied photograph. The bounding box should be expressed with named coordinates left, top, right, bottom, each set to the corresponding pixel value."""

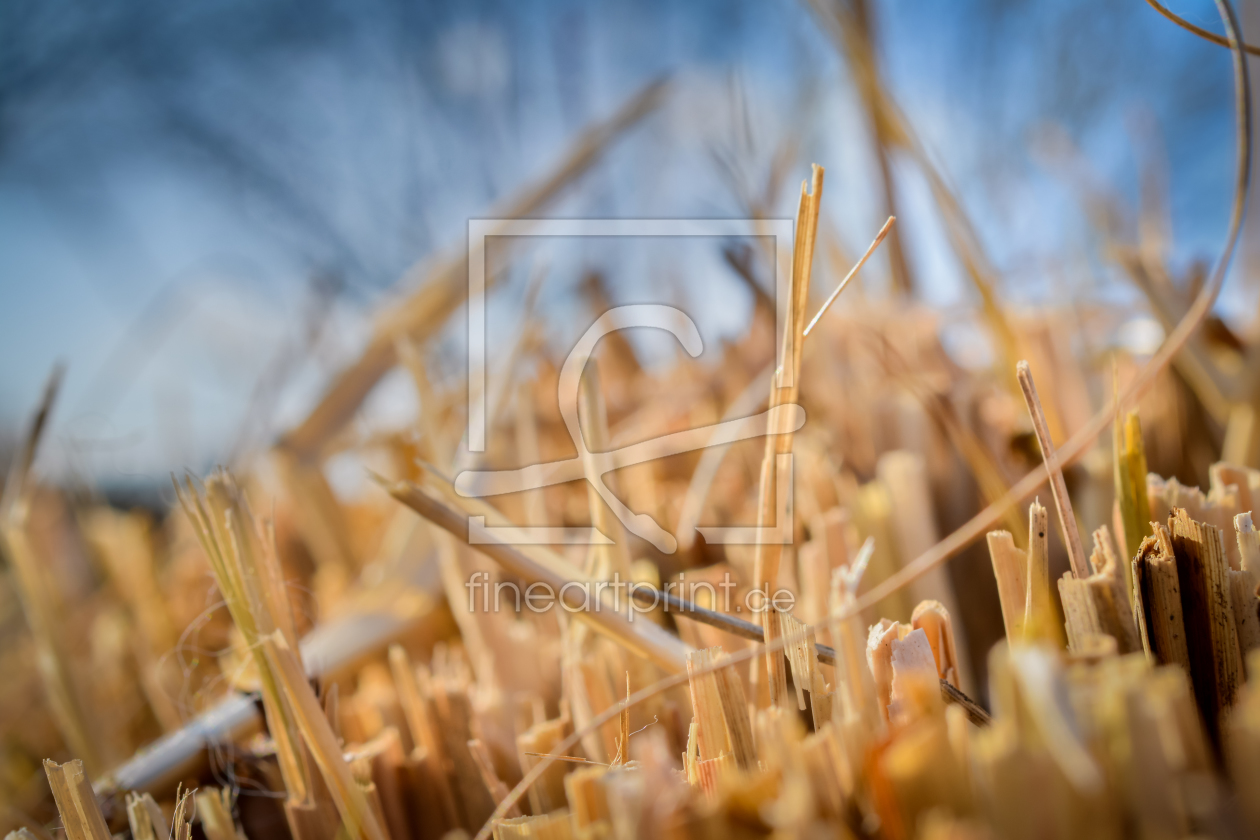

left=175, top=471, right=311, bottom=805
left=262, top=632, right=388, bottom=840
left=1114, top=410, right=1152, bottom=580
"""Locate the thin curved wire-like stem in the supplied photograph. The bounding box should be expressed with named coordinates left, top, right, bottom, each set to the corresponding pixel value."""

left=1144, top=0, right=1260, bottom=56
left=471, top=2, right=1251, bottom=836
left=802, top=215, right=894, bottom=336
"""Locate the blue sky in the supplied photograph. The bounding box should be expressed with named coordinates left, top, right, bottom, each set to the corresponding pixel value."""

left=0, top=0, right=1250, bottom=487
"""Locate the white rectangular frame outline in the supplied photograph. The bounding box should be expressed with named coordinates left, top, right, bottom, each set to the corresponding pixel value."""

left=695, top=453, right=793, bottom=545
left=467, top=217, right=794, bottom=452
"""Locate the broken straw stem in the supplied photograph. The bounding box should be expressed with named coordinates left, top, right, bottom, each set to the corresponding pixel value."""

left=623, top=584, right=990, bottom=726
left=802, top=216, right=895, bottom=337
left=1016, top=361, right=1089, bottom=579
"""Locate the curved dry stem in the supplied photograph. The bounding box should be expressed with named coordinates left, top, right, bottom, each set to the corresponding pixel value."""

left=472, top=3, right=1251, bottom=837
left=861, top=327, right=1026, bottom=540
left=1144, top=0, right=1260, bottom=56
left=858, top=0, right=1249, bottom=619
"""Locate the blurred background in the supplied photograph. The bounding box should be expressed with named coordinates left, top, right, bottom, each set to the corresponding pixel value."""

left=4, top=1, right=1260, bottom=833
left=0, top=0, right=1254, bottom=500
